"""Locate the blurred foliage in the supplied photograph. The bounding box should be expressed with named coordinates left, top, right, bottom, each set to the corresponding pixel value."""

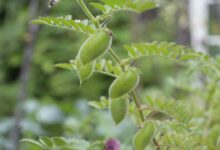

left=0, top=0, right=220, bottom=150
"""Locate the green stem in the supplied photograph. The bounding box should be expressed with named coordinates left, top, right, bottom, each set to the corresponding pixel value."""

left=130, top=92, right=161, bottom=150
left=77, top=0, right=99, bottom=27
left=95, top=70, right=116, bottom=78
left=130, top=91, right=145, bottom=121
left=109, top=48, right=121, bottom=64
left=153, top=138, right=161, bottom=150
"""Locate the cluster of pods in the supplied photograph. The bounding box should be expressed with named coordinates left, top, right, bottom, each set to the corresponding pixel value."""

left=76, top=28, right=155, bottom=150
left=75, top=28, right=140, bottom=124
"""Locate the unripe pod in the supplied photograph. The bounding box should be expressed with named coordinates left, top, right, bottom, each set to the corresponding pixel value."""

left=110, top=95, right=129, bottom=124
left=79, top=29, right=112, bottom=65
left=109, top=68, right=139, bottom=99
left=133, top=121, right=156, bottom=150
left=75, top=56, right=95, bottom=84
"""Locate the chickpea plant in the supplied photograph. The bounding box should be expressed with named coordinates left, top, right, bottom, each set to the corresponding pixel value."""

left=22, top=0, right=220, bottom=150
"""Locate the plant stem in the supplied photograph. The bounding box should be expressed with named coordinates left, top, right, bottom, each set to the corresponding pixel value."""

left=130, top=92, right=161, bottom=150
left=153, top=138, right=161, bottom=150
left=77, top=0, right=94, bottom=20
left=109, top=48, right=121, bottom=64
left=95, top=70, right=116, bottom=78
left=77, top=0, right=99, bottom=27
left=130, top=91, right=145, bottom=121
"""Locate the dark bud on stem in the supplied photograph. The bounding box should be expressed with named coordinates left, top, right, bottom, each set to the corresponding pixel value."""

left=105, top=138, right=121, bottom=150
left=48, top=0, right=59, bottom=8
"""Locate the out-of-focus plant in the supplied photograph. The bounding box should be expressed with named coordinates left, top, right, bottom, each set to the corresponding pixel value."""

left=21, top=0, right=220, bottom=150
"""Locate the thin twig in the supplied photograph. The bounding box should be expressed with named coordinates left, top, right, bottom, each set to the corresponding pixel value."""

left=130, top=91, right=145, bottom=121
left=130, top=91, right=161, bottom=150
left=153, top=138, right=161, bottom=150
left=77, top=0, right=99, bottom=28
left=95, top=70, right=116, bottom=78
left=109, top=48, right=121, bottom=64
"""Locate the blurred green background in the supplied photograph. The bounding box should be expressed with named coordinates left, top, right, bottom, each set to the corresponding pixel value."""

left=0, top=0, right=220, bottom=150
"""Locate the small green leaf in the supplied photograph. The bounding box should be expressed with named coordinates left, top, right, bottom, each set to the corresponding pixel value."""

left=90, top=3, right=106, bottom=12
left=124, top=45, right=136, bottom=57
left=179, top=53, right=198, bottom=61
left=32, top=17, right=96, bottom=34
left=89, top=97, right=109, bottom=109
left=69, top=138, right=90, bottom=150
left=88, top=101, right=104, bottom=109
left=136, top=1, right=158, bottom=12
left=53, top=137, right=66, bottom=146
left=110, top=96, right=129, bottom=124
left=95, top=59, right=106, bottom=71
left=39, top=137, right=53, bottom=147
left=112, top=65, right=122, bottom=76
left=54, top=63, right=73, bottom=71
left=20, top=139, right=44, bottom=148
left=133, top=121, right=156, bottom=150
left=105, top=60, right=113, bottom=72
left=88, top=141, right=105, bottom=150
left=91, top=0, right=158, bottom=16
left=31, top=20, right=46, bottom=25
left=75, top=56, right=95, bottom=84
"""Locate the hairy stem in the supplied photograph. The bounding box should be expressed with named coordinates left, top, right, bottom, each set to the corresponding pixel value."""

left=130, top=91, right=145, bottom=121
left=153, top=138, right=161, bottom=150
left=95, top=70, right=116, bottom=78
left=130, top=91, right=160, bottom=150
left=109, top=48, right=121, bottom=64
left=77, top=0, right=94, bottom=20
left=77, top=0, right=99, bottom=27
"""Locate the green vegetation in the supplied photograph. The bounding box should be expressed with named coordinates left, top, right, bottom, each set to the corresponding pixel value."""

left=0, top=0, right=220, bottom=150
